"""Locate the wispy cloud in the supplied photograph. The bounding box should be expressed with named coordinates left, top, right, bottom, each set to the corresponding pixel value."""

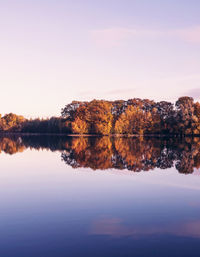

left=90, top=217, right=200, bottom=238
left=185, top=88, right=200, bottom=100
left=90, top=27, right=160, bottom=47
left=90, top=26, right=200, bottom=47
left=91, top=28, right=137, bottom=47
left=175, top=26, right=200, bottom=43
left=106, top=88, right=136, bottom=96
left=77, top=88, right=137, bottom=98
left=78, top=90, right=96, bottom=96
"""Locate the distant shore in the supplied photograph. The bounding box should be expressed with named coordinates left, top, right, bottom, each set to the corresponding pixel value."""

left=0, top=132, right=199, bottom=138
left=1, top=97, right=200, bottom=136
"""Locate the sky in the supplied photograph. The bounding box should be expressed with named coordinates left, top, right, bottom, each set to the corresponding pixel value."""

left=0, top=0, right=200, bottom=118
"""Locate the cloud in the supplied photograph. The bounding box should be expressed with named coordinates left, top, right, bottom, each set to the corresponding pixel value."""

left=185, top=88, right=200, bottom=100
left=78, top=90, right=96, bottom=96
left=90, top=27, right=161, bottom=47
left=175, top=26, right=200, bottom=43
left=106, top=88, right=137, bottom=96
left=90, top=217, right=200, bottom=239
left=91, top=28, right=136, bottom=47
left=90, top=26, right=200, bottom=47
left=90, top=218, right=135, bottom=237
left=77, top=88, right=137, bottom=99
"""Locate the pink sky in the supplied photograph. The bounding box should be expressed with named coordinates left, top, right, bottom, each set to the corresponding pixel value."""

left=0, top=0, right=200, bottom=117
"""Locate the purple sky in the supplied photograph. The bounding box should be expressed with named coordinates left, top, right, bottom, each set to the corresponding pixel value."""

left=0, top=0, right=200, bottom=117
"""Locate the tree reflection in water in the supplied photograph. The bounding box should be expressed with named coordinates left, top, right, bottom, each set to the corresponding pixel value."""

left=61, top=136, right=200, bottom=174
left=1, top=135, right=200, bottom=174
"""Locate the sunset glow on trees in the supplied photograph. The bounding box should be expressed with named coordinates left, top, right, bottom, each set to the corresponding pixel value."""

left=1, top=97, right=200, bottom=135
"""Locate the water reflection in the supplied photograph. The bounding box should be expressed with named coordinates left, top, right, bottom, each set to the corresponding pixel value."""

left=0, top=137, right=25, bottom=154
left=90, top=217, right=200, bottom=239
left=1, top=135, right=200, bottom=174
left=1, top=136, right=200, bottom=257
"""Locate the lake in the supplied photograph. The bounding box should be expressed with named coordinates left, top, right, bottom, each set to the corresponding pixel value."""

left=0, top=135, right=200, bottom=257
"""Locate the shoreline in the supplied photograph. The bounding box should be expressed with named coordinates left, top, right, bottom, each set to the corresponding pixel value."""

left=0, top=132, right=199, bottom=138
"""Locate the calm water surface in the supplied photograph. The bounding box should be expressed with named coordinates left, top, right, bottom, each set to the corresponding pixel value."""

left=0, top=136, right=200, bottom=257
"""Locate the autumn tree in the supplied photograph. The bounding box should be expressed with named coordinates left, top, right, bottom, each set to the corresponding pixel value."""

left=114, top=105, right=159, bottom=134
left=61, top=101, right=86, bottom=120
left=175, top=97, right=199, bottom=135
left=193, top=102, right=200, bottom=134
left=71, top=117, right=89, bottom=134
left=155, top=101, right=175, bottom=134
left=71, top=100, right=113, bottom=135
left=0, top=113, right=26, bottom=131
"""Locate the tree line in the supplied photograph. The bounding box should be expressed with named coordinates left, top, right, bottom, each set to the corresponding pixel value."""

left=0, top=114, right=70, bottom=134
left=1, top=96, right=200, bottom=135
left=61, top=96, right=200, bottom=135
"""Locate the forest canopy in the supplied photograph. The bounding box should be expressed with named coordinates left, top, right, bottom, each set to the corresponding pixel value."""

left=1, top=96, right=200, bottom=135
left=61, top=97, right=200, bottom=135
